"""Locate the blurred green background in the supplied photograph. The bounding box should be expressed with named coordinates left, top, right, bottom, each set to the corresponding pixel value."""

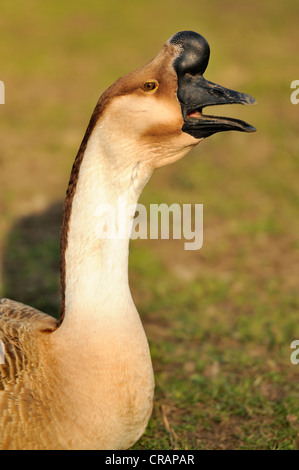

left=0, top=0, right=299, bottom=449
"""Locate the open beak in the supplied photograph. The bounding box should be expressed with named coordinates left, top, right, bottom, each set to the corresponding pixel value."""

left=177, top=75, right=257, bottom=138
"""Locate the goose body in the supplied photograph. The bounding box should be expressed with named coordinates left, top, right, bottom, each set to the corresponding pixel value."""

left=0, top=31, right=256, bottom=450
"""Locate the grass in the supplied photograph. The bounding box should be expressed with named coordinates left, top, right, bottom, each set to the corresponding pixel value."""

left=129, top=244, right=299, bottom=449
left=1, top=0, right=299, bottom=450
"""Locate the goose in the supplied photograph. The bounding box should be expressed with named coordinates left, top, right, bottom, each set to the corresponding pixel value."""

left=0, top=31, right=256, bottom=450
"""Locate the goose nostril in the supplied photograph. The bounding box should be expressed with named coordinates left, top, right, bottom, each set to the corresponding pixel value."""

left=210, top=88, right=225, bottom=98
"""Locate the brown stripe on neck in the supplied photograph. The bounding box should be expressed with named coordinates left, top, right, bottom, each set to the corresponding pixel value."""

left=59, top=99, right=106, bottom=324
left=58, top=75, right=133, bottom=324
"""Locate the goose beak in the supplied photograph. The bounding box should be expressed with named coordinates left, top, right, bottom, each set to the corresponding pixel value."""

left=170, top=31, right=257, bottom=139
left=178, top=76, right=257, bottom=139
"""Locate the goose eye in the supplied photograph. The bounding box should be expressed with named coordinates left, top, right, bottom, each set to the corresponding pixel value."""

left=143, top=80, right=159, bottom=93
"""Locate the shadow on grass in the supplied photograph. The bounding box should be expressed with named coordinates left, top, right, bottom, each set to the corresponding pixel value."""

left=2, top=201, right=63, bottom=319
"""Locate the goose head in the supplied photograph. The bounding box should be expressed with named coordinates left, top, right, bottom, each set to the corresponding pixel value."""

left=82, top=31, right=256, bottom=179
